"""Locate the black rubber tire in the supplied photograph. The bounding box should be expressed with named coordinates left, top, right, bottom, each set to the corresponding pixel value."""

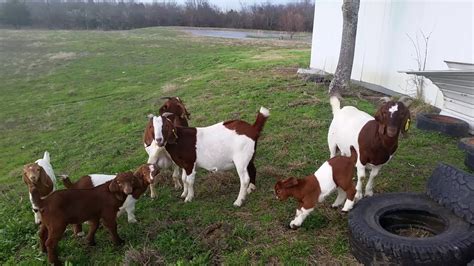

left=416, top=113, right=469, bottom=137
left=426, top=163, right=474, bottom=224
left=458, top=137, right=474, bottom=154
left=348, top=192, right=474, bottom=266
left=466, top=152, right=474, bottom=171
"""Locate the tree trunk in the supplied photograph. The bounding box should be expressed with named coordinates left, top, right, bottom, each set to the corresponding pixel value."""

left=328, top=0, right=360, bottom=96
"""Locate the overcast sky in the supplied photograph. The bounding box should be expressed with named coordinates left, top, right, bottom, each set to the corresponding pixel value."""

left=172, top=0, right=301, bottom=11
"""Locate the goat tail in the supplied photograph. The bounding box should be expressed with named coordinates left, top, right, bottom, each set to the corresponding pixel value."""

left=349, top=145, right=358, bottom=164
left=329, top=95, right=341, bottom=116
left=253, top=107, right=270, bottom=134
left=43, top=151, right=50, bottom=163
left=60, top=175, right=74, bottom=189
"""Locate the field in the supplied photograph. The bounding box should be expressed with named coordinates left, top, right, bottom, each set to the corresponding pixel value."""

left=0, top=27, right=468, bottom=265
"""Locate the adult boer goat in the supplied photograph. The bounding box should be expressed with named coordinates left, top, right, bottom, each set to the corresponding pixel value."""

left=151, top=106, right=269, bottom=206
left=328, top=96, right=411, bottom=199
left=143, top=96, right=190, bottom=197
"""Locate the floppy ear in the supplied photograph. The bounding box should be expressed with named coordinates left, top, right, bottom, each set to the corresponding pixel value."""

left=39, top=167, right=50, bottom=188
left=282, top=177, right=299, bottom=188
left=401, top=110, right=411, bottom=136
left=374, top=108, right=386, bottom=135
left=177, top=102, right=190, bottom=120
left=108, top=180, right=120, bottom=193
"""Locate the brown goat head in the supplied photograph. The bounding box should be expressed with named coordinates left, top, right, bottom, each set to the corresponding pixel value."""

left=134, top=164, right=159, bottom=184
left=109, top=172, right=136, bottom=197
left=159, top=97, right=190, bottom=121
left=374, top=99, right=411, bottom=138
left=23, top=163, right=48, bottom=189
left=274, top=177, right=299, bottom=200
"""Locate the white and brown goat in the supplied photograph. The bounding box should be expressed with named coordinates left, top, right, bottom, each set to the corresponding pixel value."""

left=150, top=106, right=269, bottom=206
left=328, top=96, right=412, bottom=199
left=60, top=164, right=158, bottom=224
left=275, top=147, right=358, bottom=229
left=22, top=151, right=57, bottom=224
left=143, top=96, right=190, bottom=197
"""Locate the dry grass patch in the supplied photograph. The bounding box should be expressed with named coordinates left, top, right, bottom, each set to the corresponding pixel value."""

left=49, top=52, right=77, bottom=61
left=161, top=83, right=179, bottom=94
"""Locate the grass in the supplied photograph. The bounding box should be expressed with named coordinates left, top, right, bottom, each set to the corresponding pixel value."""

left=0, top=27, right=469, bottom=265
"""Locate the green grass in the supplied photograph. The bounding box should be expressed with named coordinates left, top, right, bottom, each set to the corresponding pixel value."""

left=0, top=27, right=469, bottom=265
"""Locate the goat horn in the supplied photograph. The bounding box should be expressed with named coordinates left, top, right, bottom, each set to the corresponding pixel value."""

left=160, top=96, right=172, bottom=100
left=398, top=96, right=413, bottom=107
left=379, top=96, right=392, bottom=103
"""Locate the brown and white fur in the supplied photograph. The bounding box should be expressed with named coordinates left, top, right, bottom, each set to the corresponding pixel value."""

left=22, top=151, right=57, bottom=224
left=151, top=106, right=269, bottom=206
left=29, top=172, right=136, bottom=265
left=143, top=96, right=190, bottom=197
left=275, top=147, right=357, bottom=229
left=60, top=164, right=158, bottom=224
left=328, top=96, right=411, bottom=200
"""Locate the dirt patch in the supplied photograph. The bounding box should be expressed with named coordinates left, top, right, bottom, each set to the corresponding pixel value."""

left=124, top=246, right=165, bottom=266
left=161, top=83, right=179, bottom=94
left=198, top=171, right=238, bottom=196
left=49, top=52, right=77, bottom=61
left=199, top=222, right=233, bottom=250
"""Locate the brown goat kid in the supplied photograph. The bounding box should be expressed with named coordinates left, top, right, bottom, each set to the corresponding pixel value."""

left=144, top=96, right=190, bottom=196
left=60, top=164, right=157, bottom=230
left=22, top=151, right=57, bottom=224
left=275, top=147, right=358, bottom=229
left=29, top=172, right=137, bottom=265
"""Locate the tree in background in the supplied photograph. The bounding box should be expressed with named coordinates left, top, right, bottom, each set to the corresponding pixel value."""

left=280, top=9, right=305, bottom=39
left=1, top=0, right=31, bottom=28
left=328, top=0, right=360, bottom=96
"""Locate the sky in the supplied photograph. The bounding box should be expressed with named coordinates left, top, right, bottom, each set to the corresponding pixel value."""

left=172, top=0, right=300, bottom=11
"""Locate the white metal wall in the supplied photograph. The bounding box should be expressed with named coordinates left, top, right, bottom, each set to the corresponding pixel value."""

left=310, top=0, right=474, bottom=107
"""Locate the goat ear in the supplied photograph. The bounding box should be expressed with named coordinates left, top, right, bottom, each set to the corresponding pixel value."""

left=177, top=102, right=190, bottom=120
left=374, top=108, right=386, bottom=135
left=39, top=168, right=50, bottom=188
left=108, top=180, right=120, bottom=193
left=282, top=177, right=298, bottom=188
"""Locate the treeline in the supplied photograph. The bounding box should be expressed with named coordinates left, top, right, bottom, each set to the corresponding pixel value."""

left=0, top=0, right=314, bottom=33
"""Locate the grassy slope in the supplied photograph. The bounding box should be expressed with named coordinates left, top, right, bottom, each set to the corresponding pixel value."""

left=0, top=27, right=468, bottom=265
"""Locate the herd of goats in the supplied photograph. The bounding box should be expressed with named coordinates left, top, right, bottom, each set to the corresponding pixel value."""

left=21, top=95, right=412, bottom=264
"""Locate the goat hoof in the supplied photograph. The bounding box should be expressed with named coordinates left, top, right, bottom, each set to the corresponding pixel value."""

left=331, top=204, right=340, bottom=209
left=246, top=184, right=256, bottom=194
left=184, top=197, right=193, bottom=203
left=289, top=224, right=299, bottom=230
left=88, top=240, right=96, bottom=246
left=365, top=191, right=374, bottom=197
left=76, top=232, right=85, bottom=237
left=128, top=218, right=137, bottom=223
left=355, top=192, right=363, bottom=201
left=180, top=193, right=187, bottom=199
left=233, top=200, right=243, bottom=207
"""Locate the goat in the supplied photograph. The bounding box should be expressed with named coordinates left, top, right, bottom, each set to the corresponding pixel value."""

left=29, top=172, right=136, bottom=265
left=328, top=96, right=411, bottom=199
left=144, top=96, right=190, bottom=197
left=275, top=147, right=358, bottom=229
left=22, top=151, right=57, bottom=224
left=151, top=106, right=269, bottom=206
left=60, top=164, right=158, bottom=225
